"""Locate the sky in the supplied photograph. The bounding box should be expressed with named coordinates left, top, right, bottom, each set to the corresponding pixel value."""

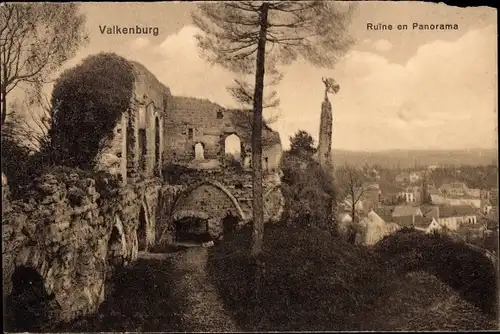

left=10, top=1, right=498, bottom=151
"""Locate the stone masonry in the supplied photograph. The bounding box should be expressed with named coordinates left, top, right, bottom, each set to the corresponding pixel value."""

left=2, top=55, right=285, bottom=326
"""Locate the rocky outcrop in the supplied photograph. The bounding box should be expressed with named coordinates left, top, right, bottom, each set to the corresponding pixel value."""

left=2, top=167, right=161, bottom=324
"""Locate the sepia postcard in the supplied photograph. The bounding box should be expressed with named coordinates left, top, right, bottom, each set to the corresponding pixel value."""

left=1, top=1, right=498, bottom=332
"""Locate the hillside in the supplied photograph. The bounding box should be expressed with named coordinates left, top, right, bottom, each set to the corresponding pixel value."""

left=207, top=224, right=498, bottom=331
left=332, top=148, right=497, bottom=168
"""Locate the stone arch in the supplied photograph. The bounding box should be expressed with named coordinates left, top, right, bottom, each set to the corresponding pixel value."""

left=107, top=215, right=127, bottom=267
left=194, top=142, right=205, bottom=160
left=173, top=180, right=246, bottom=221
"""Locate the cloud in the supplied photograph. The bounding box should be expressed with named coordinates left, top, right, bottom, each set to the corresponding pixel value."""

left=130, top=37, right=151, bottom=50
left=130, top=24, right=496, bottom=151
left=276, top=24, right=496, bottom=150
left=372, top=39, right=393, bottom=52
left=154, top=26, right=236, bottom=106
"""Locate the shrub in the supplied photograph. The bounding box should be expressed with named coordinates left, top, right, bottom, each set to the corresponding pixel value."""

left=375, top=229, right=498, bottom=317
left=50, top=52, right=135, bottom=169
left=280, top=151, right=336, bottom=230
left=223, top=153, right=243, bottom=172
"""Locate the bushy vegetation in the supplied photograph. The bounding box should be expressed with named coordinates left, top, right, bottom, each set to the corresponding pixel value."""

left=207, top=223, right=498, bottom=331
left=207, top=223, right=390, bottom=331
left=223, top=153, right=243, bottom=172
left=50, top=53, right=135, bottom=169
left=280, top=130, right=336, bottom=230
left=1, top=131, right=32, bottom=198
left=375, top=228, right=498, bottom=317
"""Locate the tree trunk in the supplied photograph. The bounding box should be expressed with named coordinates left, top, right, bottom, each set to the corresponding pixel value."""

left=1, top=92, right=6, bottom=126
left=1, top=87, right=6, bottom=126
left=250, top=2, right=269, bottom=257
left=351, top=191, right=356, bottom=225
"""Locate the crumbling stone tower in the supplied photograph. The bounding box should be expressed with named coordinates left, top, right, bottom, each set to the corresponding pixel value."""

left=318, top=96, right=333, bottom=175
left=318, top=77, right=339, bottom=176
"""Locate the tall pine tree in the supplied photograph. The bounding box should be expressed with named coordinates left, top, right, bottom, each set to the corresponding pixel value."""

left=193, top=1, right=354, bottom=256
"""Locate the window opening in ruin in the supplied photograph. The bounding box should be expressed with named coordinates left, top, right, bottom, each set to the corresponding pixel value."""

left=138, top=206, right=147, bottom=252
left=174, top=217, right=211, bottom=244
left=155, top=117, right=161, bottom=174
left=264, top=157, right=269, bottom=171
left=224, top=133, right=242, bottom=161
left=188, top=128, right=194, bottom=140
left=6, top=266, right=54, bottom=332
left=194, top=142, right=205, bottom=160
left=235, top=182, right=244, bottom=190
left=138, top=129, right=147, bottom=171
left=217, top=111, right=223, bottom=119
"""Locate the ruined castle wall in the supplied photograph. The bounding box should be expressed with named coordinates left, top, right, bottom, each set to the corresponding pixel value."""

left=2, top=168, right=159, bottom=324
left=174, top=184, right=240, bottom=238
left=168, top=169, right=285, bottom=231
left=163, top=98, right=238, bottom=163
left=95, top=61, right=170, bottom=183
left=263, top=142, right=283, bottom=171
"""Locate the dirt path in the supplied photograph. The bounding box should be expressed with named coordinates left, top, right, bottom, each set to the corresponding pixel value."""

left=170, top=247, right=240, bottom=332
left=52, top=247, right=239, bottom=332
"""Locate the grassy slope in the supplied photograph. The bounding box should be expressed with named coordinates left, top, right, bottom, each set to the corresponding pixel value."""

left=362, top=271, right=498, bottom=331
left=208, top=223, right=499, bottom=331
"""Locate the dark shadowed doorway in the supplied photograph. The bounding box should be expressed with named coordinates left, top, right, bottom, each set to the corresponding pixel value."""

left=138, top=205, right=148, bottom=251
left=174, top=217, right=211, bottom=244
left=5, top=266, right=56, bottom=332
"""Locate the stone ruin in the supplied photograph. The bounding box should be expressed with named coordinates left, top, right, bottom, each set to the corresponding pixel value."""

left=2, top=55, right=285, bottom=327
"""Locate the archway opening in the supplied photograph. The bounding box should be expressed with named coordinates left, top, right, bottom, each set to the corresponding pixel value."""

left=194, top=142, right=205, bottom=160
left=138, top=205, right=148, bottom=252
left=222, top=210, right=240, bottom=236
left=108, top=225, right=124, bottom=268
left=174, top=217, right=211, bottom=245
left=224, top=134, right=242, bottom=161
left=155, top=117, right=160, bottom=175
left=5, top=266, right=54, bottom=332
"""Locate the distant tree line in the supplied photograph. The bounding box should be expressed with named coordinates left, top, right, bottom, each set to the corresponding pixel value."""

left=429, top=165, right=498, bottom=190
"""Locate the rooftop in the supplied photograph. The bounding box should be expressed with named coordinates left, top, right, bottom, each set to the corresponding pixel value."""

left=438, top=205, right=478, bottom=218
left=392, top=205, right=422, bottom=217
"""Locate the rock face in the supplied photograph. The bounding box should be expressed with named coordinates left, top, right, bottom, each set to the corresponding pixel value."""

left=2, top=168, right=170, bottom=326
left=318, top=98, right=333, bottom=175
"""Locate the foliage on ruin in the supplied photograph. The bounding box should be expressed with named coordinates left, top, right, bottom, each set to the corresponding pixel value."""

left=50, top=53, right=135, bottom=169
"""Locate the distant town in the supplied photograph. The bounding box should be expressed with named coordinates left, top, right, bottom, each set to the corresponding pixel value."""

left=337, top=163, right=498, bottom=254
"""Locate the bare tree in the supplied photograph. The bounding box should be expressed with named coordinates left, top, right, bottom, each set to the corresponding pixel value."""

left=1, top=89, right=56, bottom=154
left=336, top=164, right=369, bottom=224
left=0, top=3, right=87, bottom=125
left=193, top=1, right=355, bottom=256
